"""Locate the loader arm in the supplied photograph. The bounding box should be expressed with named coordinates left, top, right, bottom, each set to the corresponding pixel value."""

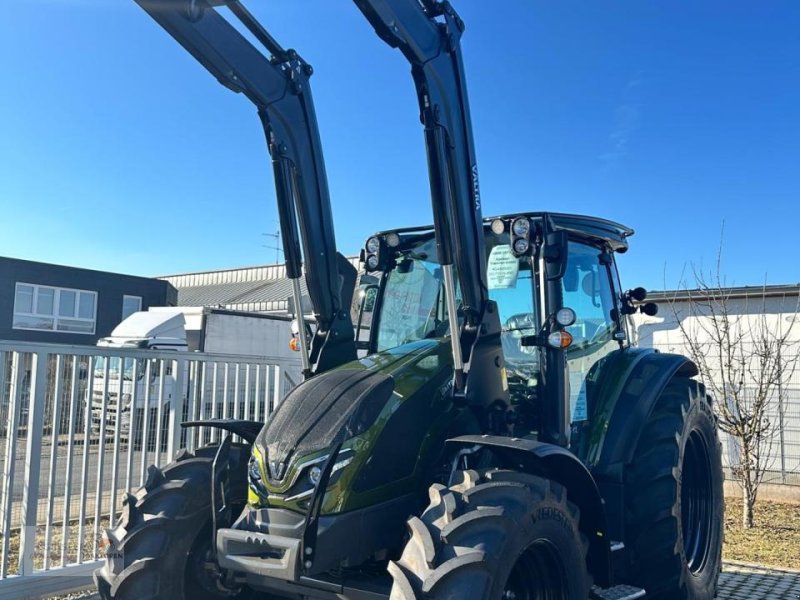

left=134, top=0, right=356, bottom=376
left=354, top=1, right=506, bottom=408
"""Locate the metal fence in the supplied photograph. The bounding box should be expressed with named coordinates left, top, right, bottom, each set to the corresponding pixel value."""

left=648, top=342, right=800, bottom=487
left=0, top=340, right=301, bottom=600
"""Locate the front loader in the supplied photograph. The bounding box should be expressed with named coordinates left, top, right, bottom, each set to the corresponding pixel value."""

left=96, top=2, right=723, bottom=600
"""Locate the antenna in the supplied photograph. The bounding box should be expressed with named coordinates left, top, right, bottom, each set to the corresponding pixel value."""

left=261, top=225, right=283, bottom=264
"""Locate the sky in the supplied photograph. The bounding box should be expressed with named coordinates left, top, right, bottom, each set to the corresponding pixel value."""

left=1, top=1, right=798, bottom=292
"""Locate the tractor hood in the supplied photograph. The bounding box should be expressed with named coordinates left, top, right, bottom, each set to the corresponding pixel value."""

left=259, top=368, right=395, bottom=482
left=249, top=339, right=461, bottom=514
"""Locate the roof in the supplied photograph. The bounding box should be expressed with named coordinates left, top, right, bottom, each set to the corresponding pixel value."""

left=159, top=257, right=360, bottom=313
left=647, top=284, right=800, bottom=302
left=108, top=310, right=186, bottom=340
left=373, top=212, right=634, bottom=253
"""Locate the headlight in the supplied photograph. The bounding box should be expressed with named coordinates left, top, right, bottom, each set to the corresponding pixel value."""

left=249, top=456, right=262, bottom=482
left=512, top=218, right=530, bottom=237
left=366, top=236, right=380, bottom=254
left=248, top=449, right=268, bottom=499
left=556, top=307, right=577, bottom=327
left=513, top=238, right=530, bottom=255
left=308, top=465, right=322, bottom=485
left=366, top=254, right=379, bottom=270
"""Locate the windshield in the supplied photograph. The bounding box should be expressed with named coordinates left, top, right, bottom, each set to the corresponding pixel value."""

left=374, top=226, right=538, bottom=371
left=94, top=357, right=138, bottom=380
left=376, top=237, right=446, bottom=351
left=485, top=232, right=539, bottom=382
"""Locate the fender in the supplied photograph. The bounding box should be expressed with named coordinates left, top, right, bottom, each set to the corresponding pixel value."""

left=182, top=418, right=264, bottom=445
left=447, top=434, right=612, bottom=587
left=580, top=348, right=698, bottom=547
left=586, top=348, right=698, bottom=472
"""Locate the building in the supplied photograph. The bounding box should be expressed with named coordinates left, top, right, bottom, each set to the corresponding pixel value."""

left=159, top=257, right=361, bottom=315
left=632, top=283, right=800, bottom=486
left=632, top=283, right=800, bottom=352
left=0, top=256, right=177, bottom=346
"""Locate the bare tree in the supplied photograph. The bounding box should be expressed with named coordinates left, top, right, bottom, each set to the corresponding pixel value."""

left=669, top=245, right=798, bottom=529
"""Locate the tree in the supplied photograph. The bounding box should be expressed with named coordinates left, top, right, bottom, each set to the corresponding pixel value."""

left=669, top=247, right=798, bottom=529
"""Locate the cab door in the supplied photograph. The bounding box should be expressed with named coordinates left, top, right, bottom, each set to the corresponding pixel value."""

left=561, top=241, right=622, bottom=424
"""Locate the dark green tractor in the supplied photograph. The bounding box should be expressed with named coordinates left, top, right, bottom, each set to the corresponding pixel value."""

left=350, top=213, right=724, bottom=599
left=95, top=1, right=723, bottom=599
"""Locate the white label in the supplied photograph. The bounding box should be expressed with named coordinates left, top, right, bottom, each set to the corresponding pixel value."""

left=569, top=371, right=588, bottom=422
left=487, top=245, right=519, bottom=290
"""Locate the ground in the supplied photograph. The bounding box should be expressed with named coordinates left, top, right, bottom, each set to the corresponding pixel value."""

left=724, top=499, right=800, bottom=570
left=34, top=498, right=800, bottom=599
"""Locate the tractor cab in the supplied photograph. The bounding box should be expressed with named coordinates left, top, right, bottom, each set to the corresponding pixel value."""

left=357, top=212, right=637, bottom=446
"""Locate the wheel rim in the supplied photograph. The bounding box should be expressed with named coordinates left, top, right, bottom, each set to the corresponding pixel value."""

left=503, top=539, right=570, bottom=600
left=185, top=522, right=227, bottom=597
left=681, top=428, right=714, bottom=574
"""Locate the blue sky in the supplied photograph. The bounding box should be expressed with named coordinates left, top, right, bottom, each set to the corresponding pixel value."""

left=1, top=1, right=798, bottom=292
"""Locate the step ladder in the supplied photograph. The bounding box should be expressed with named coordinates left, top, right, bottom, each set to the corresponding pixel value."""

left=591, top=585, right=647, bottom=600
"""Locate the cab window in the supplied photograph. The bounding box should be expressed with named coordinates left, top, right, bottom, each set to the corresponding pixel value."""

left=562, top=241, right=619, bottom=422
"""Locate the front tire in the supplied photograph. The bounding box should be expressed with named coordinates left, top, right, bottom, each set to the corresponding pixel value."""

left=93, top=444, right=250, bottom=600
left=389, top=469, right=591, bottom=600
left=626, top=377, right=724, bottom=600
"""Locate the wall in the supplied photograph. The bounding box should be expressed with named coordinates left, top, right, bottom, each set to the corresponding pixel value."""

left=631, top=291, right=800, bottom=485
left=0, top=257, right=177, bottom=345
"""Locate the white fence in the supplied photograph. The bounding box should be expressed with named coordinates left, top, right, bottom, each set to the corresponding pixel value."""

left=0, top=340, right=301, bottom=600
left=642, top=342, right=800, bottom=486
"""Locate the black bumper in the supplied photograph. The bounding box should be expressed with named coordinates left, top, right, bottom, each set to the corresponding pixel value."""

left=216, top=494, right=416, bottom=596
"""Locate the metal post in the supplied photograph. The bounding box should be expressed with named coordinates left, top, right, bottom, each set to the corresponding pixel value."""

left=139, top=359, right=152, bottom=486
left=77, top=356, right=94, bottom=563
left=93, top=358, right=110, bottom=560
left=778, top=345, right=787, bottom=483
left=186, top=361, right=199, bottom=452
left=211, top=362, right=219, bottom=444
left=125, top=359, right=140, bottom=493
left=19, top=352, right=49, bottom=575
left=1, top=352, right=24, bottom=577
left=272, top=365, right=282, bottom=411
left=167, top=358, right=185, bottom=458
left=442, top=264, right=464, bottom=389
left=154, top=359, right=166, bottom=467
left=43, top=354, right=64, bottom=570
left=244, top=364, right=251, bottom=421
left=291, top=277, right=312, bottom=376
left=61, top=356, right=80, bottom=566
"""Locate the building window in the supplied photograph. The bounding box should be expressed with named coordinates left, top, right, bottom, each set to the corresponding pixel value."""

left=13, top=283, right=97, bottom=334
left=122, top=295, right=142, bottom=320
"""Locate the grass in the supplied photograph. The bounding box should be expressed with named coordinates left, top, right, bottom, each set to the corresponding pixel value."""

left=724, top=498, right=800, bottom=570
left=1, top=517, right=111, bottom=575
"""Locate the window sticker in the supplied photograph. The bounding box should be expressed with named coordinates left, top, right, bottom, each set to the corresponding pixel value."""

left=487, top=245, right=519, bottom=290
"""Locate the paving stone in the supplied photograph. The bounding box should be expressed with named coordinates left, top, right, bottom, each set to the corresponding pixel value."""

left=719, top=561, right=800, bottom=599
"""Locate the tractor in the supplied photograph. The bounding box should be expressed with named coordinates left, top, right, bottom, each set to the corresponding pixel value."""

left=95, top=1, right=723, bottom=599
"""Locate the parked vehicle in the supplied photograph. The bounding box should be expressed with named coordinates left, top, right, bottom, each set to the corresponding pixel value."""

left=90, top=307, right=296, bottom=440
left=97, top=2, right=722, bottom=600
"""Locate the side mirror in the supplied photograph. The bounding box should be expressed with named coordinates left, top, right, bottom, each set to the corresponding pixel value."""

left=629, top=287, right=647, bottom=302
left=639, top=302, right=658, bottom=317
left=396, top=258, right=414, bottom=274
left=544, top=230, right=569, bottom=281
left=620, top=287, right=651, bottom=315
left=355, top=284, right=379, bottom=349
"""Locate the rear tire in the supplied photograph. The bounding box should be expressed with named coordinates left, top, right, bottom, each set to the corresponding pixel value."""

left=626, top=377, right=724, bottom=600
left=93, top=444, right=250, bottom=600
left=389, top=469, right=591, bottom=600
